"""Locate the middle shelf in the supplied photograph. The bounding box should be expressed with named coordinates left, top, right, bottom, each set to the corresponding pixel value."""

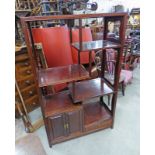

left=38, top=64, right=89, bottom=87
left=68, top=78, right=114, bottom=103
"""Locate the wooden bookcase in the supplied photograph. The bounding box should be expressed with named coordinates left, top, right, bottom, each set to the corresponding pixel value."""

left=20, top=13, right=127, bottom=147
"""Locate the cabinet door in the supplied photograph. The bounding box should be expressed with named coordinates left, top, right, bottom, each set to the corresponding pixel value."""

left=67, top=110, right=83, bottom=134
left=48, top=114, right=66, bottom=139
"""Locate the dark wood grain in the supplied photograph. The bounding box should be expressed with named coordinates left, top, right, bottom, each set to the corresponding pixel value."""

left=72, top=40, right=121, bottom=52
left=42, top=91, right=82, bottom=118
left=69, top=78, right=114, bottom=103
left=20, top=13, right=127, bottom=147
left=84, top=101, right=112, bottom=131
left=38, top=64, right=89, bottom=87
left=21, top=12, right=127, bottom=22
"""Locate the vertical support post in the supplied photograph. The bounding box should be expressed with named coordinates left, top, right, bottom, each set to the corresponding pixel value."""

left=79, top=18, right=82, bottom=64
left=69, top=26, right=72, bottom=44
left=27, top=22, right=39, bottom=69
left=89, top=51, right=92, bottom=76
left=111, top=15, right=127, bottom=128
left=101, top=17, right=108, bottom=78
left=72, top=81, right=75, bottom=100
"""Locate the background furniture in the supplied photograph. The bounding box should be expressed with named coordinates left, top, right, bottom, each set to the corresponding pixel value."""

left=15, top=46, right=40, bottom=117
left=21, top=13, right=127, bottom=147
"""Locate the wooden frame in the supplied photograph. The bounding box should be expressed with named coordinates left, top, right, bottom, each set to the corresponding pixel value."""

left=20, top=13, right=127, bottom=147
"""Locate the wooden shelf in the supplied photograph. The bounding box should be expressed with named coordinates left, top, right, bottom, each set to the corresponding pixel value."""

left=38, top=64, right=89, bottom=87
left=84, top=101, right=112, bottom=130
left=69, top=78, right=114, bottom=103
left=42, top=91, right=82, bottom=118
left=72, top=40, right=121, bottom=52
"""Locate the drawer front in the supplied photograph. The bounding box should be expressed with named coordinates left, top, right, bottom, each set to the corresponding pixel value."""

left=17, top=76, right=35, bottom=89
left=16, top=60, right=31, bottom=69
left=26, top=101, right=39, bottom=112
left=21, top=85, right=37, bottom=100
left=25, top=95, right=39, bottom=112
left=15, top=53, right=29, bottom=62
left=17, top=67, right=33, bottom=79
left=25, top=94, right=39, bottom=105
left=15, top=95, right=39, bottom=116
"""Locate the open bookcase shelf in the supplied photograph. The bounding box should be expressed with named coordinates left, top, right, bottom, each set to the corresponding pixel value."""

left=21, top=13, right=127, bottom=147
left=38, top=64, right=89, bottom=87
left=84, top=101, right=112, bottom=131
left=68, top=78, right=114, bottom=103
left=72, top=40, right=121, bottom=52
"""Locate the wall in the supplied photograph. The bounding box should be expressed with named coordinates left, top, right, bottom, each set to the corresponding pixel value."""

left=89, top=0, right=140, bottom=13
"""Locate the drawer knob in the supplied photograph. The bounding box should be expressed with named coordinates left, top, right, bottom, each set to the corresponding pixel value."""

left=24, top=62, right=29, bottom=66
left=29, top=91, right=34, bottom=96
left=32, top=102, right=36, bottom=105
left=26, top=70, right=31, bottom=74
left=25, top=80, right=31, bottom=85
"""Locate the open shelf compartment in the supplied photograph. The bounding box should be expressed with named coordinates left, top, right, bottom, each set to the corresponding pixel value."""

left=68, top=78, right=114, bottom=103
left=38, top=64, right=89, bottom=87
left=84, top=101, right=112, bottom=131
left=72, top=40, right=121, bottom=52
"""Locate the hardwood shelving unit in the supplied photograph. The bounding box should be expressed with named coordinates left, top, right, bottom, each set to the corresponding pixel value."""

left=20, top=13, right=127, bottom=147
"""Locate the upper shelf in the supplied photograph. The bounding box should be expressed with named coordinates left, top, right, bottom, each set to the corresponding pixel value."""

left=38, top=64, right=89, bottom=87
left=72, top=40, right=121, bottom=52
left=68, top=78, right=114, bottom=103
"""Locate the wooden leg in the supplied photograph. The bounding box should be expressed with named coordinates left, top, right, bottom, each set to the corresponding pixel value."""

left=89, top=51, right=92, bottom=77
left=121, top=82, right=125, bottom=96
left=78, top=51, right=81, bottom=64
left=108, top=94, right=111, bottom=106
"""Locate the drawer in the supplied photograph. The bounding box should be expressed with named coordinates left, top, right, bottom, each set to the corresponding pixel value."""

left=25, top=95, right=39, bottom=112
left=15, top=53, right=29, bottom=62
left=16, top=60, right=31, bottom=69
left=17, top=76, right=35, bottom=89
left=15, top=94, right=39, bottom=114
left=16, top=67, right=33, bottom=79
left=26, top=101, right=39, bottom=112
left=21, top=84, right=37, bottom=100
left=25, top=95, right=39, bottom=106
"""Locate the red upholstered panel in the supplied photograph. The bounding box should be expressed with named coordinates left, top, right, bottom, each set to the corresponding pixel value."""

left=71, top=27, right=95, bottom=64
left=32, top=27, right=73, bottom=92
left=32, top=27, right=73, bottom=67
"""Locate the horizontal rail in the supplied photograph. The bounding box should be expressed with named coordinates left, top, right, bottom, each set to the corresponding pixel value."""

left=20, top=12, right=128, bottom=22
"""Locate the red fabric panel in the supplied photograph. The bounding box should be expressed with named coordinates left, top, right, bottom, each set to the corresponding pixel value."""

left=32, top=27, right=73, bottom=67
left=32, top=27, right=73, bottom=92
left=71, top=27, right=95, bottom=64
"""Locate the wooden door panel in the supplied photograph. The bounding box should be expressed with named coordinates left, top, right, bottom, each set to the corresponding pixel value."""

left=67, top=110, right=82, bottom=134
left=49, top=114, right=65, bottom=139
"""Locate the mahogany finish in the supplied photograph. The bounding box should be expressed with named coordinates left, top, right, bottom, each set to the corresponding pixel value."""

left=72, top=40, right=121, bottom=52
left=20, top=13, right=127, bottom=147
left=42, top=91, right=82, bottom=118
left=69, top=78, right=114, bottom=103
left=15, top=46, right=40, bottom=117
left=38, top=64, right=89, bottom=87
left=84, top=101, right=112, bottom=131
left=21, top=12, right=127, bottom=22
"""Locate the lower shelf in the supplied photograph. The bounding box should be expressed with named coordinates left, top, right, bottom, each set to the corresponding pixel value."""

left=84, top=101, right=112, bottom=131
